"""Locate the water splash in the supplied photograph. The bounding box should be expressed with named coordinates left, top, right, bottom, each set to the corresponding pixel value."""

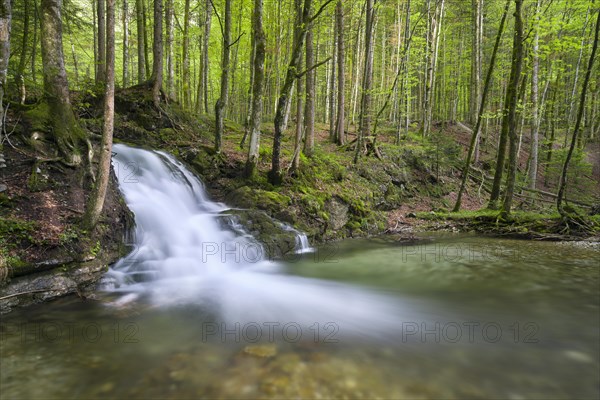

left=105, top=144, right=423, bottom=339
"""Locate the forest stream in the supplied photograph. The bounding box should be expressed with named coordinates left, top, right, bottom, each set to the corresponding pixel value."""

left=1, top=145, right=599, bottom=399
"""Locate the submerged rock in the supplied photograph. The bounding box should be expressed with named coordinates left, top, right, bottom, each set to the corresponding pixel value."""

left=218, top=209, right=298, bottom=259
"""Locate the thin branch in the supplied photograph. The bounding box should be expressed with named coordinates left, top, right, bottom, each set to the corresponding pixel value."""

left=227, top=31, right=246, bottom=49
left=208, top=0, right=224, bottom=38
left=296, top=56, right=331, bottom=79
left=309, top=0, right=335, bottom=24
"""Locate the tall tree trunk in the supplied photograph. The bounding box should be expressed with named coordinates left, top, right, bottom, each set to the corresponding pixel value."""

left=470, top=0, right=483, bottom=125
left=202, top=0, right=212, bottom=114
left=0, top=0, right=9, bottom=141
left=354, top=0, right=375, bottom=164
left=500, top=0, right=524, bottom=215
left=151, top=0, right=163, bottom=108
left=165, top=0, right=174, bottom=98
left=40, top=0, right=88, bottom=165
left=528, top=0, right=541, bottom=189
left=304, top=28, right=315, bottom=156
left=136, top=0, right=146, bottom=83
left=96, top=0, right=106, bottom=84
left=143, top=0, right=150, bottom=77
left=328, top=17, right=336, bottom=141
left=270, top=0, right=313, bottom=185
left=86, top=0, right=115, bottom=229
left=291, top=0, right=305, bottom=171
left=245, top=0, right=265, bottom=178
left=557, top=7, right=599, bottom=215
left=182, top=0, right=191, bottom=109
left=16, top=0, right=28, bottom=104
left=31, top=0, right=38, bottom=86
left=214, top=0, right=232, bottom=153
left=122, top=0, right=130, bottom=87
left=421, top=0, right=444, bottom=138
left=454, top=0, right=510, bottom=212
left=335, top=0, right=345, bottom=145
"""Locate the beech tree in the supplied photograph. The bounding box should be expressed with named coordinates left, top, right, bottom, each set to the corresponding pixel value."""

left=40, top=0, right=90, bottom=166
left=85, top=0, right=115, bottom=228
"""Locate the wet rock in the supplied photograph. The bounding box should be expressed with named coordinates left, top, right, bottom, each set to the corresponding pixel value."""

left=219, top=209, right=298, bottom=259
left=0, top=259, right=109, bottom=314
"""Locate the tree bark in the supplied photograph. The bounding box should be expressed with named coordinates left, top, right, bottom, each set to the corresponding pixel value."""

left=354, top=0, right=375, bottom=164
left=40, top=0, right=87, bottom=165
left=270, top=0, right=317, bottom=185
left=214, top=0, right=232, bottom=153
left=202, top=0, right=212, bottom=114
left=292, top=0, right=305, bottom=171
left=454, top=0, right=510, bottom=212
left=16, top=0, right=28, bottom=104
left=245, top=0, right=266, bottom=178
left=136, top=0, right=146, bottom=83
left=85, top=0, right=115, bottom=229
left=557, top=7, right=599, bottom=215
left=304, top=28, right=315, bottom=156
left=165, top=0, right=174, bottom=99
left=96, top=0, right=106, bottom=84
left=500, top=0, right=525, bottom=215
left=528, top=0, right=541, bottom=189
left=182, top=0, right=191, bottom=109
left=151, top=0, right=163, bottom=108
left=335, top=0, right=345, bottom=145
left=122, top=0, right=130, bottom=88
left=0, top=0, right=10, bottom=140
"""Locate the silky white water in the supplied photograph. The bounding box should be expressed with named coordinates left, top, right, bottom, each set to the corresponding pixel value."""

left=105, top=144, right=421, bottom=337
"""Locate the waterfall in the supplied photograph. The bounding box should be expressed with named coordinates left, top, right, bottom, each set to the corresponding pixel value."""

left=105, top=144, right=414, bottom=338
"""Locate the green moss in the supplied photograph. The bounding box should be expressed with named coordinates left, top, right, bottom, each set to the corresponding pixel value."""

left=23, top=102, right=51, bottom=132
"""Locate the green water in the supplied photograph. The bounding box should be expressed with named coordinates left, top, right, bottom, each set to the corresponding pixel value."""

left=1, top=235, right=599, bottom=399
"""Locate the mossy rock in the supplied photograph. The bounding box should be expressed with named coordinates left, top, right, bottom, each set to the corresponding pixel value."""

left=225, top=186, right=291, bottom=214
left=219, top=209, right=298, bottom=259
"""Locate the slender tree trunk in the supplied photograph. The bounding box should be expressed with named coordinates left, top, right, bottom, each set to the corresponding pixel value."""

left=214, top=0, right=232, bottom=153
left=202, top=0, right=212, bottom=114
left=96, top=0, right=106, bottom=84
left=143, top=0, right=150, bottom=77
left=304, top=28, right=315, bottom=156
left=328, top=18, right=336, bottom=140
left=165, top=0, right=174, bottom=98
left=470, top=0, right=483, bottom=125
left=86, top=0, right=115, bottom=229
left=16, top=0, right=28, bottom=104
left=122, top=0, right=130, bottom=87
left=354, top=0, right=375, bottom=164
left=0, top=0, right=9, bottom=141
left=31, top=0, right=38, bottom=86
left=528, top=1, right=540, bottom=189
left=454, top=0, right=510, bottom=211
left=335, top=0, right=345, bottom=145
left=40, top=0, right=87, bottom=165
left=182, top=0, right=191, bottom=109
left=151, top=0, right=163, bottom=108
left=136, top=0, right=146, bottom=83
left=245, top=0, right=265, bottom=178
left=292, top=0, right=305, bottom=171
left=270, top=0, right=313, bottom=185
left=557, top=8, right=599, bottom=215
left=500, top=0, right=524, bottom=215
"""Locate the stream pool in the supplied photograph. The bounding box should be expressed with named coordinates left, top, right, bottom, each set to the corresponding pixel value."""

left=1, top=235, right=599, bottom=399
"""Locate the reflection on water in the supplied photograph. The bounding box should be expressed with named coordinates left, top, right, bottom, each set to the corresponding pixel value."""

left=1, top=236, right=599, bottom=399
